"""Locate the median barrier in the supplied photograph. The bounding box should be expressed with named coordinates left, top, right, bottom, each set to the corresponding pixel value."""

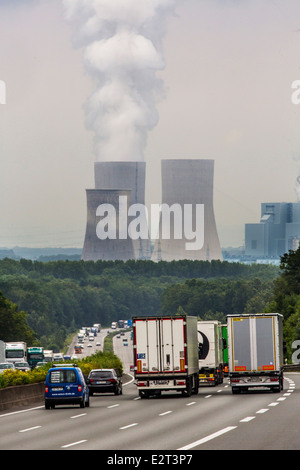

left=0, top=382, right=44, bottom=411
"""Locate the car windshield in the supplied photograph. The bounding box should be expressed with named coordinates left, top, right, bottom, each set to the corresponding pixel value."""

left=49, top=369, right=77, bottom=384
left=15, top=363, right=28, bottom=367
left=90, top=371, right=113, bottom=379
left=0, top=364, right=13, bottom=369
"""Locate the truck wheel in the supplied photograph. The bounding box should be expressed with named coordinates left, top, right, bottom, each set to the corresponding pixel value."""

left=184, top=378, right=192, bottom=397
left=192, top=375, right=199, bottom=394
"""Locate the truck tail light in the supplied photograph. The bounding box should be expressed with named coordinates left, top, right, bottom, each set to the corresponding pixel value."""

left=176, top=380, right=186, bottom=386
left=231, top=379, right=240, bottom=383
left=137, top=382, right=147, bottom=387
left=270, top=378, right=279, bottom=382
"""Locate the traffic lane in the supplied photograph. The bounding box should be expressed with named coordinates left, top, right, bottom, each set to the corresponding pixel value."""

left=113, top=331, right=133, bottom=373
left=0, top=376, right=296, bottom=450
left=178, top=374, right=298, bottom=450
left=0, top=380, right=225, bottom=450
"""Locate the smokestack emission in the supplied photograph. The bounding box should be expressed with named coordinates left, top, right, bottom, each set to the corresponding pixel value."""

left=63, top=0, right=178, bottom=162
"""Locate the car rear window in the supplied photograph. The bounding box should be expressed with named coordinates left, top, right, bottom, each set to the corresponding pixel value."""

left=49, top=369, right=77, bottom=384
left=90, top=371, right=113, bottom=379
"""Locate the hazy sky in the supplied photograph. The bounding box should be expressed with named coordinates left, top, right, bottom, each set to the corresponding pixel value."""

left=1, top=0, right=300, bottom=249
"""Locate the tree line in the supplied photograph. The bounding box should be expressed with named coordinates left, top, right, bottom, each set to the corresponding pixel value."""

left=0, top=257, right=279, bottom=353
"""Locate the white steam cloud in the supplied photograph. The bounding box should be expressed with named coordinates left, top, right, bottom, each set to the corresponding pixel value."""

left=62, top=0, right=178, bottom=162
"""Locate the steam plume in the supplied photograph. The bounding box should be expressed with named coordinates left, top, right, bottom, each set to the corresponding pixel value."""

left=63, top=0, right=177, bottom=162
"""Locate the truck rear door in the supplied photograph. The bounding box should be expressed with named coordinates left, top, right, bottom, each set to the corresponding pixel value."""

left=230, top=315, right=276, bottom=372
left=134, top=317, right=185, bottom=374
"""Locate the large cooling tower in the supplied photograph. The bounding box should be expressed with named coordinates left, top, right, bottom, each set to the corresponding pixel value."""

left=81, top=189, right=135, bottom=261
left=82, top=162, right=150, bottom=261
left=152, top=159, right=223, bottom=261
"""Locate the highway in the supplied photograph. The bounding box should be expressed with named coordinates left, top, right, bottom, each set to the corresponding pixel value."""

left=0, top=331, right=299, bottom=451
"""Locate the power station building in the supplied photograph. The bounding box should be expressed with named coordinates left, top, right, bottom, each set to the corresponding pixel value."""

left=82, top=159, right=223, bottom=262
left=245, top=202, right=300, bottom=258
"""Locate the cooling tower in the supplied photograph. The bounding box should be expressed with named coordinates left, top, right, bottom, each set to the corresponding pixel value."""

left=81, top=189, right=135, bottom=261
left=152, top=159, right=223, bottom=262
left=82, top=162, right=150, bottom=261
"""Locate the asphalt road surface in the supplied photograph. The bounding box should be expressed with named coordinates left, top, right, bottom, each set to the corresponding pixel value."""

left=0, top=348, right=300, bottom=450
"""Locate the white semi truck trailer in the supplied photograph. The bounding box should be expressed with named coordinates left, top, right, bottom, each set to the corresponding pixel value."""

left=227, top=313, right=284, bottom=394
left=133, top=315, right=199, bottom=398
left=198, top=320, right=225, bottom=386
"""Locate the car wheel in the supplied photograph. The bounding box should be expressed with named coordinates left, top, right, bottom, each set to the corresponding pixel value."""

left=80, top=397, right=85, bottom=408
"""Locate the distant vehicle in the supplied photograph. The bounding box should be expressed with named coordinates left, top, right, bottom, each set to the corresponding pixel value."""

left=111, top=322, right=118, bottom=330
left=0, top=363, right=15, bottom=373
left=5, top=342, right=27, bottom=364
left=77, top=334, right=84, bottom=343
left=27, top=347, right=44, bottom=369
left=93, top=323, right=101, bottom=332
left=35, top=362, right=47, bottom=369
left=96, top=342, right=101, bottom=346
left=123, top=341, right=128, bottom=346
left=44, top=364, right=90, bottom=409
left=74, top=345, right=83, bottom=354
left=87, top=369, right=122, bottom=396
left=88, top=343, right=92, bottom=348
left=53, top=353, right=64, bottom=362
left=43, top=350, right=54, bottom=363
left=14, top=362, right=30, bottom=372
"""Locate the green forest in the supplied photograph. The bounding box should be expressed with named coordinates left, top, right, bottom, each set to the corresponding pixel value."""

left=0, top=257, right=280, bottom=353
left=0, top=252, right=299, bottom=360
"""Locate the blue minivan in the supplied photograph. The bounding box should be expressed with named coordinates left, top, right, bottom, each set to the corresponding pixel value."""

left=44, top=364, right=90, bottom=409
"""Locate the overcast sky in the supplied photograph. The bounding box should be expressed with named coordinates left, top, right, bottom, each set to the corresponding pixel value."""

left=1, top=0, right=300, bottom=249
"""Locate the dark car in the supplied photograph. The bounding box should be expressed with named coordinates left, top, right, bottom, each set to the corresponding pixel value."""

left=44, top=364, right=90, bottom=409
left=87, top=369, right=122, bottom=396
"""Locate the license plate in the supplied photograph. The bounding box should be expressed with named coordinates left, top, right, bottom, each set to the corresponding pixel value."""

left=248, top=377, right=261, bottom=382
left=154, top=380, right=169, bottom=385
left=52, top=387, right=63, bottom=391
left=96, top=381, right=106, bottom=384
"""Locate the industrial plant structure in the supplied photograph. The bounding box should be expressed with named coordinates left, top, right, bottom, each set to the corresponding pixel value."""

left=245, top=201, right=300, bottom=258
left=82, top=161, right=149, bottom=261
left=82, top=159, right=223, bottom=262
left=152, top=159, right=223, bottom=262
